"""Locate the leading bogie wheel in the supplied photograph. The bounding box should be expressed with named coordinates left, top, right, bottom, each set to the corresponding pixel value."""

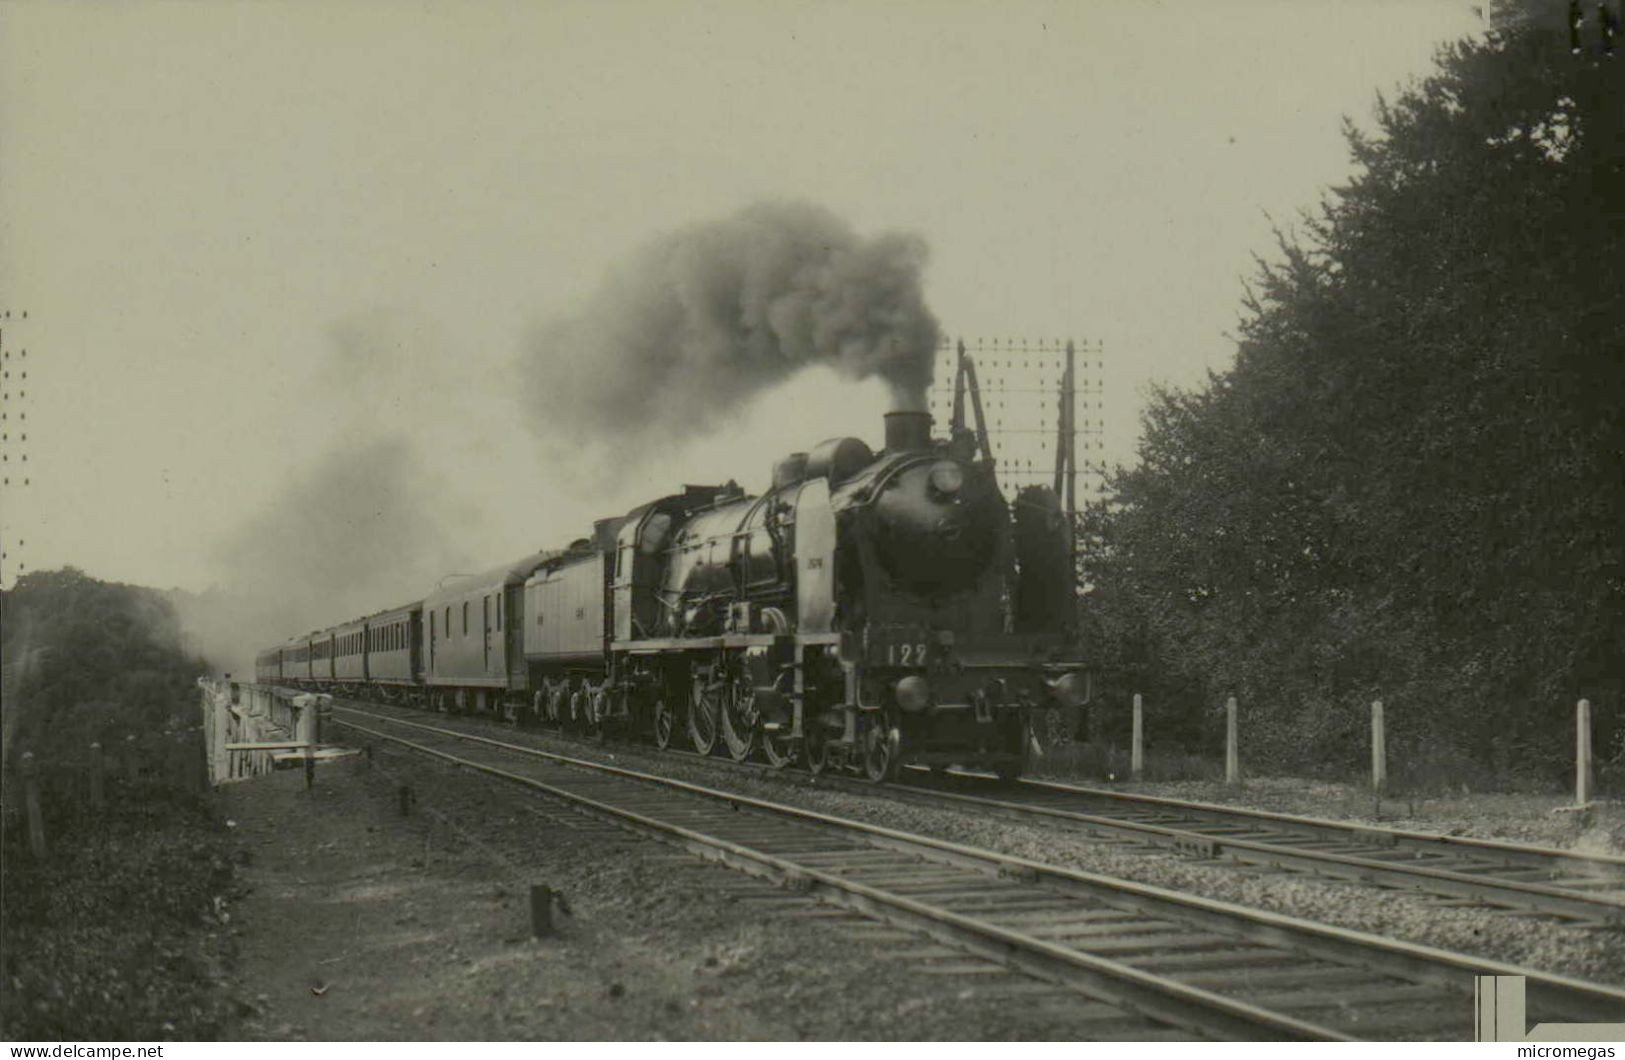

left=862, top=717, right=902, bottom=784
left=803, top=726, right=830, bottom=775
left=761, top=729, right=795, bottom=769
left=652, top=696, right=675, bottom=750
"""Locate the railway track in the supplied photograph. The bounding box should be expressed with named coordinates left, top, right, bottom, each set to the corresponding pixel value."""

left=907, top=772, right=1625, bottom=924
left=670, top=749, right=1625, bottom=926
left=511, top=705, right=1625, bottom=927
left=327, top=701, right=1625, bottom=1042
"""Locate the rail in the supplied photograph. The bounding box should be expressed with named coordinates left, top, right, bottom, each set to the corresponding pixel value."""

left=327, top=702, right=1625, bottom=1039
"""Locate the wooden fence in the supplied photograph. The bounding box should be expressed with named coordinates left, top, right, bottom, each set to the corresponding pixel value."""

left=5, top=722, right=209, bottom=861
left=197, top=678, right=325, bottom=784
left=1086, top=693, right=1603, bottom=806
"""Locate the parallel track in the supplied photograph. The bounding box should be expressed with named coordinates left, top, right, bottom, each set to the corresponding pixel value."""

left=327, top=702, right=1625, bottom=1042
left=920, top=772, right=1625, bottom=923
left=680, top=751, right=1625, bottom=925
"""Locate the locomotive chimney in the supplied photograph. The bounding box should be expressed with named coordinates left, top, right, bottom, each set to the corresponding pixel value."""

left=884, top=410, right=933, bottom=452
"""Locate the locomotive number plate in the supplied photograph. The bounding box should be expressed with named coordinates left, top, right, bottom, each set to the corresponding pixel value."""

left=884, top=642, right=929, bottom=667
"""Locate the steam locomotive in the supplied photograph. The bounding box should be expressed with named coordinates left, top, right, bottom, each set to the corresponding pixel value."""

left=255, top=409, right=1087, bottom=781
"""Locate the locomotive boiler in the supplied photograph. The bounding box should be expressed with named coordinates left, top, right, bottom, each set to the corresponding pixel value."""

left=258, top=407, right=1087, bottom=782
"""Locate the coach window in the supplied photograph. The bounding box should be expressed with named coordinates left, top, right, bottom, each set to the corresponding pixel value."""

left=496, top=596, right=503, bottom=631
left=462, top=602, right=468, bottom=635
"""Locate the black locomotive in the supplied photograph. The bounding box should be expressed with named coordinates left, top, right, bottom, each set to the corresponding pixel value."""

left=256, top=409, right=1087, bottom=781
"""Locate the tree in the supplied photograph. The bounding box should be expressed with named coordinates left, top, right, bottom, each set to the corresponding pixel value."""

left=1084, top=1, right=1625, bottom=781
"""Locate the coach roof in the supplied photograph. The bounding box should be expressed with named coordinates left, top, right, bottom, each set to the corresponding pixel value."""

left=420, top=549, right=567, bottom=609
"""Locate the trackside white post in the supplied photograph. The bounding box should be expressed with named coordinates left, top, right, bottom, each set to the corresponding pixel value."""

left=296, top=696, right=317, bottom=748
left=1225, top=696, right=1239, bottom=785
left=1576, top=698, right=1592, bottom=807
left=1131, top=694, right=1144, bottom=780
left=296, top=694, right=317, bottom=790
left=1371, top=700, right=1387, bottom=793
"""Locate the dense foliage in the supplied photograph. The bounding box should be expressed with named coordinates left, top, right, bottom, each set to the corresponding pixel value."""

left=0, top=798, right=239, bottom=1040
left=2, top=567, right=208, bottom=781
left=1, top=568, right=231, bottom=1039
left=1082, top=2, right=1624, bottom=785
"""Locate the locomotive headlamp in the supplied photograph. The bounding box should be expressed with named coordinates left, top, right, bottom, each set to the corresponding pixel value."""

left=1048, top=670, right=1090, bottom=708
left=928, top=461, right=964, bottom=496
left=894, top=675, right=932, bottom=713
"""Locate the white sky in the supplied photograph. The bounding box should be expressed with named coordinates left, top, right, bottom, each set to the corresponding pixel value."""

left=0, top=0, right=1484, bottom=593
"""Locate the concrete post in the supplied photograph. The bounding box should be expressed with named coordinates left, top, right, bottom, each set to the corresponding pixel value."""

left=1224, top=696, right=1239, bottom=785
left=1576, top=698, right=1593, bottom=807
left=220, top=692, right=232, bottom=783
left=21, top=752, right=46, bottom=858
left=295, top=696, right=317, bottom=790
left=296, top=697, right=317, bottom=747
left=1371, top=700, right=1387, bottom=793
left=89, top=742, right=104, bottom=808
left=1130, top=693, right=1144, bottom=780
left=530, top=884, right=555, bottom=937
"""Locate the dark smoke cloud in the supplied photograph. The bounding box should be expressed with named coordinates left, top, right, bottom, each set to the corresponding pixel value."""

left=179, top=436, right=476, bottom=675
left=520, top=201, right=940, bottom=450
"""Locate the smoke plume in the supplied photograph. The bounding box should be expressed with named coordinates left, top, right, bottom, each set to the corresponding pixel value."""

left=179, top=436, right=478, bottom=675
left=520, top=201, right=940, bottom=451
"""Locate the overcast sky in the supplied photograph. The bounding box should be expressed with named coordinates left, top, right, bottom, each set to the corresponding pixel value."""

left=0, top=0, right=1483, bottom=598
